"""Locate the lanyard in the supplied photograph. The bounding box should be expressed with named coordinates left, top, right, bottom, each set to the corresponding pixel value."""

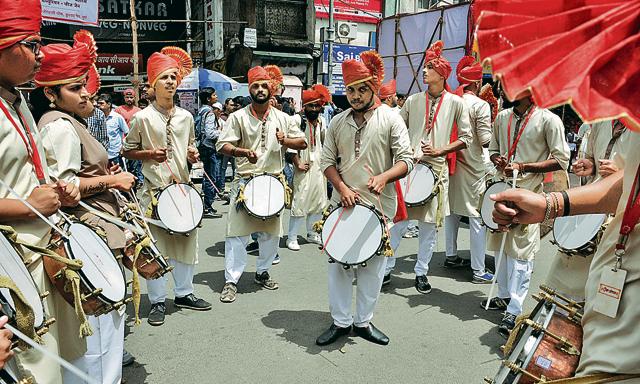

left=616, top=164, right=640, bottom=262
left=250, top=105, right=271, bottom=150
left=506, top=106, right=535, bottom=161
left=604, top=120, right=626, bottom=160
left=424, top=91, right=445, bottom=135
left=308, top=120, right=315, bottom=148
left=0, top=100, right=46, bottom=183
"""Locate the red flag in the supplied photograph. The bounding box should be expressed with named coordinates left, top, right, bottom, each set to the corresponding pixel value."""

left=393, top=181, right=408, bottom=223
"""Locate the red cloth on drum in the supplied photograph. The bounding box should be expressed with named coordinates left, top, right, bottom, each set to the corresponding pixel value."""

left=0, top=0, right=41, bottom=50
left=425, top=41, right=452, bottom=81
left=379, top=79, right=397, bottom=99
left=302, top=84, right=332, bottom=106
left=473, top=1, right=640, bottom=131
left=342, top=50, right=384, bottom=93
left=35, top=30, right=97, bottom=87
left=393, top=181, right=408, bottom=223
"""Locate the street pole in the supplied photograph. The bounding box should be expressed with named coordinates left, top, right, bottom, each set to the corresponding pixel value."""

left=326, top=0, right=335, bottom=88
left=129, top=0, right=139, bottom=102
left=185, top=0, right=192, bottom=55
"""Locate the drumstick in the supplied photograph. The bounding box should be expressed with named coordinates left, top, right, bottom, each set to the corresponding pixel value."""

left=113, top=190, right=157, bottom=244
left=2, top=322, right=99, bottom=384
left=142, top=127, right=186, bottom=196
left=0, top=179, right=68, bottom=239
left=76, top=201, right=145, bottom=236
left=364, top=165, right=392, bottom=241
left=321, top=207, right=346, bottom=254
left=484, top=169, right=518, bottom=311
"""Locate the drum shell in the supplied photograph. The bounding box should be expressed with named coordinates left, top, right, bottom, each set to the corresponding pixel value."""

left=402, top=163, right=439, bottom=207
left=242, top=174, right=286, bottom=220
left=552, top=216, right=609, bottom=258
left=480, top=180, right=514, bottom=233
left=122, top=238, right=170, bottom=280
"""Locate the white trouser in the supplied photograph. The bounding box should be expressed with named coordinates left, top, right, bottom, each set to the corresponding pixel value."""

left=444, top=214, right=488, bottom=275
left=328, top=254, right=386, bottom=328
left=147, top=258, right=195, bottom=304
left=64, top=310, right=125, bottom=384
left=288, top=213, right=322, bottom=240
left=496, top=253, right=534, bottom=316
left=385, top=220, right=437, bottom=276
left=224, top=232, right=278, bottom=284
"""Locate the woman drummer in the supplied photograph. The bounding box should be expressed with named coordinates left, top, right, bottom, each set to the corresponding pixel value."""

left=31, top=30, right=134, bottom=384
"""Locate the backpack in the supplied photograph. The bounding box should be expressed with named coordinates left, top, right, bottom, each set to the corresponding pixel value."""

left=195, top=107, right=212, bottom=148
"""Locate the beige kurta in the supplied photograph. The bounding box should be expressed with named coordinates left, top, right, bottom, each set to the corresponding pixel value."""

left=488, top=107, right=570, bottom=261
left=0, top=90, right=85, bottom=383
left=585, top=120, right=632, bottom=178
left=448, top=93, right=492, bottom=217
left=290, top=114, right=328, bottom=217
left=578, top=132, right=640, bottom=375
left=321, top=104, right=413, bottom=219
left=123, top=104, right=198, bottom=264
left=399, top=91, right=472, bottom=223
left=216, top=105, right=305, bottom=237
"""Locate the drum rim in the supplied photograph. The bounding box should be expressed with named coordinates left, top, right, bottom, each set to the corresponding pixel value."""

left=401, top=163, right=439, bottom=207
left=155, top=182, right=204, bottom=234
left=63, top=222, right=125, bottom=304
left=242, top=174, right=286, bottom=219
left=480, top=180, right=514, bottom=231
left=322, top=202, right=385, bottom=266
left=552, top=213, right=607, bottom=254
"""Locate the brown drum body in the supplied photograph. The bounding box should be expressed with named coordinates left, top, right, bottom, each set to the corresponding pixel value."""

left=122, top=239, right=171, bottom=280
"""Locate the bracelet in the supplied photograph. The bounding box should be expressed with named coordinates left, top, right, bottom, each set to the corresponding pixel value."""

left=542, top=192, right=552, bottom=222
left=550, top=192, right=560, bottom=219
left=560, top=190, right=570, bottom=217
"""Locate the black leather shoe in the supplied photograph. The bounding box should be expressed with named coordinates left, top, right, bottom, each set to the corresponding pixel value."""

left=174, top=293, right=212, bottom=311
left=354, top=323, right=389, bottom=345
left=147, top=302, right=166, bottom=326
left=415, top=275, right=432, bottom=294
left=316, top=324, right=351, bottom=346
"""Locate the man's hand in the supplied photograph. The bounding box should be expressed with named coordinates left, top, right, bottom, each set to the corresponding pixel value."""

left=598, top=159, right=619, bottom=178
left=150, top=147, right=168, bottom=163
left=572, top=158, right=594, bottom=177
left=276, top=128, right=285, bottom=145
left=491, top=154, right=508, bottom=172
left=367, top=174, right=388, bottom=195
left=109, top=164, right=122, bottom=174
left=338, top=186, right=359, bottom=207
left=490, top=188, right=546, bottom=230
left=55, top=180, right=80, bottom=207
left=245, top=150, right=259, bottom=164
left=421, top=141, right=443, bottom=158
left=27, top=185, right=61, bottom=216
left=187, top=146, right=200, bottom=164
left=0, top=316, right=14, bottom=370
left=111, top=172, right=136, bottom=192
left=503, top=162, right=523, bottom=178
left=296, top=162, right=310, bottom=172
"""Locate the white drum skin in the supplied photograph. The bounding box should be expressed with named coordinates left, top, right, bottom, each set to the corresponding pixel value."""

left=481, top=181, right=511, bottom=232
left=552, top=214, right=608, bottom=256
left=243, top=174, right=286, bottom=220
left=398, top=163, right=437, bottom=207
left=156, top=183, right=204, bottom=234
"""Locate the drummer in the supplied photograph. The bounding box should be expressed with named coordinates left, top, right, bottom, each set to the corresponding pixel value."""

left=0, top=2, right=85, bottom=381
left=485, top=95, right=569, bottom=337
left=123, top=47, right=212, bottom=326
left=286, top=84, right=331, bottom=251
left=216, top=65, right=306, bottom=303
left=545, top=119, right=632, bottom=301
left=31, top=30, right=135, bottom=384
left=446, top=57, right=493, bottom=283
left=385, top=41, right=472, bottom=291
left=317, top=50, right=413, bottom=346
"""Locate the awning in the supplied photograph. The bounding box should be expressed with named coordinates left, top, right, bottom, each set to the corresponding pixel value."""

left=252, top=50, right=313, bottom=62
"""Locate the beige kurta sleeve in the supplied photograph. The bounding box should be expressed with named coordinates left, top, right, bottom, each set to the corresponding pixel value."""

left=488, top=110, right=508, bottom=157
left=122, top=113, right=143, bottom=151
left=320, top=118, right=340, bottom=172
left=286, top=112, right=305, bottom=139
left=452, top=96, right=473, bottom=148
left=389, top=113, right=414, bottom=173
left=544, top=112, right=570, bottom=170
left=475, top=102, right=492, bottom=146
left=39, top=118, right=82, bottom=186
left=216, top=112, right=242, bottom=151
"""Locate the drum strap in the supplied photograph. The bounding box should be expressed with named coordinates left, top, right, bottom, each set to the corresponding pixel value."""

left=500, top=312, right=532, bottom=355
left=130, top=237, right=152, bottom=326
left=0, top=276, right=41, bottom=349
left=434, top=166, right=447, bottom=228
left=603, top=120, right=626, bottom=160
left=543, top=373, right=640, bottom=383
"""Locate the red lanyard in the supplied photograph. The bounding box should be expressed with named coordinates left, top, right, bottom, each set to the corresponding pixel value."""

left=308, top=120, right=317, bottom=148
left=506, top=106, right=535, bottom=161
left=249, top=105, right=271, bottom=124
left=616, top=164, right=640, bottom=254
left=424, top=91, right=445, bottom=135
left=0, top=99, right=46, bottom=183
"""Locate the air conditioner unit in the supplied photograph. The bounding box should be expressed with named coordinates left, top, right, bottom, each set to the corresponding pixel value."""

left=335, top=21, right=358, bottom=40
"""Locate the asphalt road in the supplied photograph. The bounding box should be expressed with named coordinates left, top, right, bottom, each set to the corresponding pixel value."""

left=122, top=200, right=557, bottom=384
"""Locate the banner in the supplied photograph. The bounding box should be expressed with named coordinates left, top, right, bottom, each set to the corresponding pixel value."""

left=315, top=0, right=382, bottom=24
left=322, top=43, right=372, bottom=95
left=204, top=0, right=224, bottom=62
left=95, top=53, right=143, bottom=82
left=41, top=0, right=100, bottom=26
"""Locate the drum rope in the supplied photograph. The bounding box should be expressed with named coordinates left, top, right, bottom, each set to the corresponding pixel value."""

left=0, top=275, right=41, bottom=348
left=130, top=237, right=152, bottom=326
left=500, top=311, right=531, bottom=355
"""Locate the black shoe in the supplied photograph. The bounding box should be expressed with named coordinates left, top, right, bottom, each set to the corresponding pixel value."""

left=415, top=275, right=431, bottom=294
left=254, top=271, right=279, bottom=290
left=222, top=194, right=231, bottom=205
left=204, top=208, right=223, bottom=218
left=353, top=323, right=389, bottom=345
left=381, top=273, right=391, bottom=287
left=315, top=324, right=351, bottom=346
left=480, top=297, right=510, bottom=311
left=498, top=312, right=517, bottom=338
left=444, top=256, right=471, bottom=268
left=122, top=349, right=135, bottom=367
left=246, top=241, right=259, bottom=253
left=147, top=302, right=166, bottom=326
left=174, top=293, right=212, bottom=311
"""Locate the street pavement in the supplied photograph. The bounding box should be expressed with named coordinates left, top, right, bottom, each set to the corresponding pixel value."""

left=122, top=200, right=557, bottom=384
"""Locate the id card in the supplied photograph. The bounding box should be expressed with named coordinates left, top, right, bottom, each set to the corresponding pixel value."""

left=593, top=267, right=627, bottom=318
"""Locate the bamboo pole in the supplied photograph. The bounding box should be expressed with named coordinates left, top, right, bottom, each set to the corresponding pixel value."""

left=129, top=0, right=140, bottom=102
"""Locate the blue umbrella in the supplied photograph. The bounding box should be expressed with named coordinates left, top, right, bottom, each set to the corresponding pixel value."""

left=198, top=68, right=239, bottom=91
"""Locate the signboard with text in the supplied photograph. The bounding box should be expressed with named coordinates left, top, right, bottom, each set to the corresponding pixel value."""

left=314, top=0, right=382, bottom=24
left=322, top=43, right=372, bottom=95
left=204, top=0, right=224, bottom=62
left=95, top=53, right=143, bottom=82
left=41, top=0, right=100, bottom=26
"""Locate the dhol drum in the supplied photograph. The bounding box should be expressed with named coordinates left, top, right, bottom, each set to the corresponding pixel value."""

left=485, top=286, right=583, bottom=384
left=397, top=163, right=438, bottom=207
left=241, top=174, right=286, bottom=220
left=152, top=183, right=204, bottom=235
left=45, top=219, right=127, bottom=316
left=551, top=214, right=608, bottom=257
left=320, top=203, right=386, bottom=267
left=481, top=181, right=512, bottom=232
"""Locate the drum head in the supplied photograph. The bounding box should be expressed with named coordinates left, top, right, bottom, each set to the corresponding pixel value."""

left=157, top=183, right=204, bottom=233
left=0, top=234, right=45, bottom=328
left=481, top=182, right=510, bottom=231
left=243, top=175, right=286, bottom=218
left=553, top=214, right=607, bottom=250
left=399, top=163, right=436, bottom=205
left=321, top=204, right=383, bottom=265
left=66, top=223, right=125, bottom=303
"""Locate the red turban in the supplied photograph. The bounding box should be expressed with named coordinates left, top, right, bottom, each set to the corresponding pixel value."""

left=123, top=88, right=135, bottom=96
left=456, top=56, right=482, bottom=85
left=342, top=50, right=385, bottom=93
left=379, top=79, right=397, bottom=99
left=0, top=0, right=41, bottom=50
left=424, top=41, right=452, bottom=81
left=35, top=30, right=97, bottom=87
left=302, top=84, right=332, bottom=106
left=147, top=46, right=192, bottom=87
left=248, top=65, right=283, bottom=94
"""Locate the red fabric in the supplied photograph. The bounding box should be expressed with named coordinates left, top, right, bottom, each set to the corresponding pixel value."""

left=447, top=122, right=458, bottom=175
left=0, top=0, right=41, bottom=50
left=474, top=1, right=640, bottom=131
left=302, top=84, right=332, bottom=106
left=454, top=56, right=482, bottom=95
left=147, top=52, right=179, bottom=87
left=85, top=65, right=101, bottom=96
left=248, top=66, right=271, bottom=86
left=115, top=105, right=142, bottom=126
left=123, top=88, right=135, bottom=96
left=425, top=41, right=452, bottom=80
left=379, top=79, right=397, bottom=99
left=35, top=30, right=97, bottom=87
left=393, top=181, right=408, bottom=223
left=342, top=50, right=384, bottom=93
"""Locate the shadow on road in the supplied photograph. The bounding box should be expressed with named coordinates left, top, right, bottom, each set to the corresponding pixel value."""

left=122, top=361, right=150, bottom=384
left=261, top=309, right=356, bottom=354
left=204, top=241, right=226, bottom=257
left=193, top=270, right=265, bottom=295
